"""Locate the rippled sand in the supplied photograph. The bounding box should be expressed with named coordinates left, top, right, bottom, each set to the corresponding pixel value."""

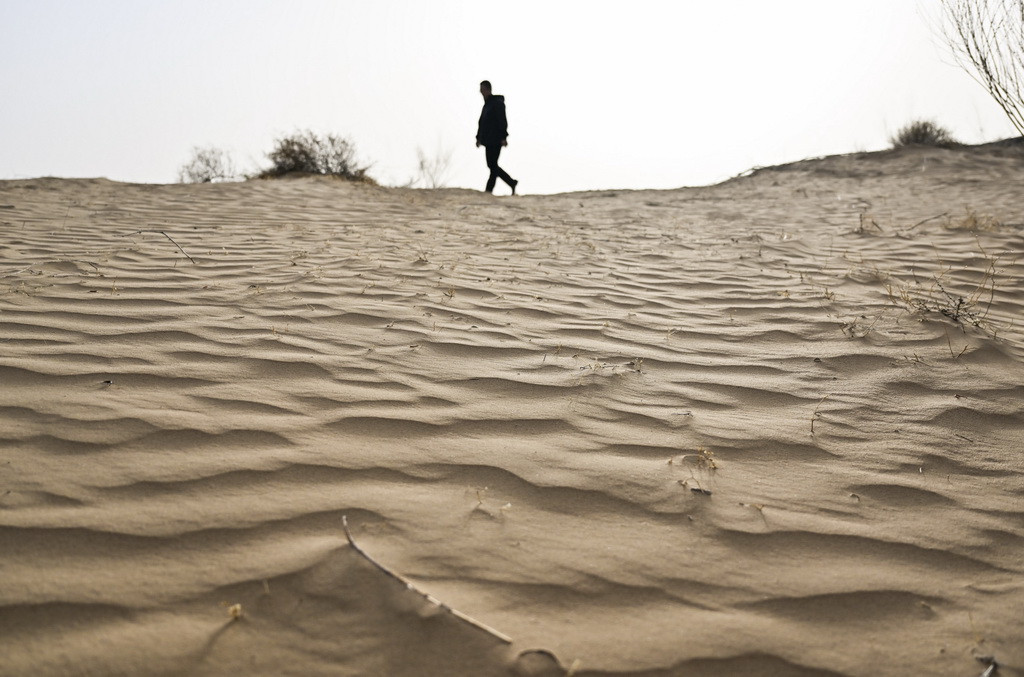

left=2, top=144, right=1023, bottom=677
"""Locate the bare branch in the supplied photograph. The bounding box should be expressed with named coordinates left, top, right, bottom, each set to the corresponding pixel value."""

left=940, top=0, right=1024, bottom=135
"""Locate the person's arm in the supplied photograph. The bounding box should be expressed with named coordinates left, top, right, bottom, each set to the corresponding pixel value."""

left=499, top=99, right=509, bottom=145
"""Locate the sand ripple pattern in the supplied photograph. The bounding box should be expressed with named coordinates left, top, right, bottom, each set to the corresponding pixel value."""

left=2, top=149, right=1023, bottom=677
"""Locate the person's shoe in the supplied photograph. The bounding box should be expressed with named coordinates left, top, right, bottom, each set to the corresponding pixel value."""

left=510, top=179, right=518, bottom=196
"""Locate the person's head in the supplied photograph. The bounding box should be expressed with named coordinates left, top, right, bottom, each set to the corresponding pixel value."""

left=480, top=80, right=492, bottom=98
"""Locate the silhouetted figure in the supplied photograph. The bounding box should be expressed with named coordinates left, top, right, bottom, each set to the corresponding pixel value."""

left=476, top=80, right=518, bottom=195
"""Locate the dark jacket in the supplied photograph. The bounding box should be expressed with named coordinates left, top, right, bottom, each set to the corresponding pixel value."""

left=476, top=94, right=508, bottom=147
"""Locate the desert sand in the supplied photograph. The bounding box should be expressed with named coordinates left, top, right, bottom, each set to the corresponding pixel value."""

left=1, top=143, right=1023, bottom=677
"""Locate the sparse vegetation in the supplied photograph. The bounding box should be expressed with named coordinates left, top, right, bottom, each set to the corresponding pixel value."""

left=178, top=146, right=237, bottom=183
left=888, top=275, right=992, bottom=329
left=885, top=248, right=1003, bottom=333
left=890, top=120, right=960, bottom=149
left=824, top=210, right=1014, bottom=346
left=257, top=130, right=372, bottom=181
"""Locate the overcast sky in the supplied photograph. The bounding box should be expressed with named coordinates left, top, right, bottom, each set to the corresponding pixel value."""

left=1, top=1, right=1017, bottom=194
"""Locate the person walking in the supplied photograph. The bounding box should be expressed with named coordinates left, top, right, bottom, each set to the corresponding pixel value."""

left=476, top=80, right=518, bottom=195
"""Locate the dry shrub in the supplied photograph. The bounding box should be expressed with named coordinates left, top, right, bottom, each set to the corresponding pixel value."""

left=890, top=120, right=960, bottom=148
left=258, top=130, right=372, bottom=181
left=178, top=146, right=237, bottom=183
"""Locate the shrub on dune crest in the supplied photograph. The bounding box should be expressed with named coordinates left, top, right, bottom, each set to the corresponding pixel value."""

left=257, top=130, right=373, bottom=181
left=178, top=146, right=238, bottom=183
left=890, top=120, right=960, bottom=149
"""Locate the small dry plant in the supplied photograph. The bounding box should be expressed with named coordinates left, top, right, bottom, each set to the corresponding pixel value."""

left=856, top=212, right=885, bottom=234
left=839, top=313, right=885, bottom=339
left=886, top=257, right=999, bottom=331
left=945, top=207, right=1002, bottom=232
left=669, top=446, right=717, bottom=495
left=412, top=144, right=454, bottom=189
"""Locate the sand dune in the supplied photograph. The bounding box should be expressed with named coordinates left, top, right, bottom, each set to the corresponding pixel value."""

left=1, top=143, right=1023, bottom=677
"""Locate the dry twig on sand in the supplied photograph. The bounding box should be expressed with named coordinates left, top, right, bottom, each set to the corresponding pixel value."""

left=811, top=394, right=831, bottom=434
left=903, top=212, right=950, bottom=233
left=120, top=229, right=196, bottom=264
left=341, top=515, right=512, bottom=644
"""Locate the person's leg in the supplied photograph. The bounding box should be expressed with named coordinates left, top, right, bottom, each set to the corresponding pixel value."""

left=486, top=145, right=516, bottom=194
left=485, top=145, right=500, bottom=193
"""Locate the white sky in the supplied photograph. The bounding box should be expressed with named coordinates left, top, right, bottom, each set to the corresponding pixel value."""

left=0, top=1, right=1017, bottom=194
